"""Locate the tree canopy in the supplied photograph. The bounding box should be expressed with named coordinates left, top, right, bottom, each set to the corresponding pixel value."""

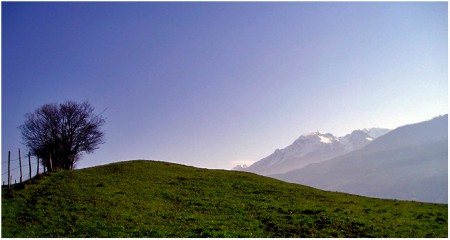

left=19, top=101, right=105, bottom=170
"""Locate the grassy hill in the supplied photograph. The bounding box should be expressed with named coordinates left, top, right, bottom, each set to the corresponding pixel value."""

left=2, top=160, right=447, bottom=237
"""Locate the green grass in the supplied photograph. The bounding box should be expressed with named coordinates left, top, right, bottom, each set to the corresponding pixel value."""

left=2, top=160, right=448, bottom=237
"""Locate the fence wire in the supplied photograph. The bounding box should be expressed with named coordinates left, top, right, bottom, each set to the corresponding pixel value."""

left=2, top=149, right=45, bottom=186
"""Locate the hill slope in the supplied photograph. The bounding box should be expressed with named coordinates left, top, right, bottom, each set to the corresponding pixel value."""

left=2, top=160, right=447, bottom=237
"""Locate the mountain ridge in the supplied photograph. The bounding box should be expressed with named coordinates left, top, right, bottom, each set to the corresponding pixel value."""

left=234, top=128, right=390, bottom=175
left=271, top=115, right=448, bottom=203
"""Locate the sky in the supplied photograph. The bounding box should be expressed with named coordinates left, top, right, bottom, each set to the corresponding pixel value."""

left=2, top=2, right=448, bottom=182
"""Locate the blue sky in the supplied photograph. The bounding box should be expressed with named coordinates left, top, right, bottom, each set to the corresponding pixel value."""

left=2, top=2, right=448, bottom=181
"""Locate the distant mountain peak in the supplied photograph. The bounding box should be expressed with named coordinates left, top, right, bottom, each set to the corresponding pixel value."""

left=237, top=127, right=390, bottom=175
left=272, top=115, right=448, bottom=203
left=303, top=130, right=326, bottom=136
left=296, top=131, right=336, bottom=143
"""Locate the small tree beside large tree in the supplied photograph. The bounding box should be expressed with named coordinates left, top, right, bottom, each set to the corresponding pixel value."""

left=20, top=101, right=105, bottom=171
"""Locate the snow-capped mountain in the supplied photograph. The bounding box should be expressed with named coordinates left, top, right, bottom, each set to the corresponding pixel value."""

left=236, top=128, right=389, bottom=175
left=272, top=115, right=448, bottom=203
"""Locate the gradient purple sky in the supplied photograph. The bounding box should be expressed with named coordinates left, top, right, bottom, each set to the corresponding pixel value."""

left=2, top=2, right=448, bottom=181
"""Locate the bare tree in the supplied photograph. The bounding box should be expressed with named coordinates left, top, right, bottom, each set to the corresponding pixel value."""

left=19, top=101, right=105, bottom=170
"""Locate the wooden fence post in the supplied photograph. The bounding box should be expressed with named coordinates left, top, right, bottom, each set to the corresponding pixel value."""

left=18, top=148, right=23, bottom=183
left=8, top=151, right=11, bottom=190
left=37, top=156, right=40, bottom=176
left=49, top=153, right=53, bottom=172
left=28, top=152, right=32, bottom=180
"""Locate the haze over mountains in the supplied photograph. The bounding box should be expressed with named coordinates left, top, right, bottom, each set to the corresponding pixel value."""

left=235, top=115, right=448, bottom=203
